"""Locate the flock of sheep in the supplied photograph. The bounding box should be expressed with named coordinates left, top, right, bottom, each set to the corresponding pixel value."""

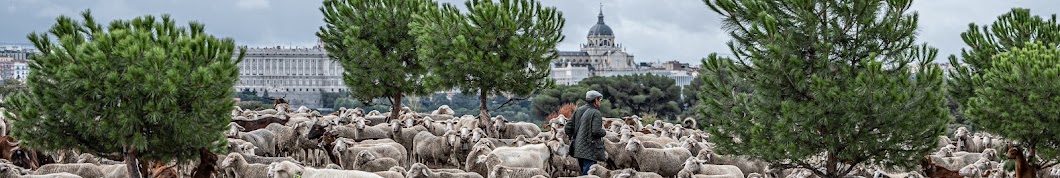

left=0, top=102, right=1059, bottom=178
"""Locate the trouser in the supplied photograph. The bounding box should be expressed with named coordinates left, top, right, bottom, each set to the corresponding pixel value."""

left=578, top=158, right=597, bottom=176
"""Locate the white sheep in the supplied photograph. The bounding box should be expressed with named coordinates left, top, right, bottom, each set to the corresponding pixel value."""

left=412, top=130, right=461, bottom=167
left=679, top=157, right=744, bottom=178
left=391, top=116, right=428, bottom=154
left=267, top=161, right=382, bottom=178
left=353, top=150, right=398, bottom=172
left=33, top=163, right=103, bottom=178
left=626, top=138, right=693, bottom=177
left=488, top=165, right=548, bottom=178
left=332, top=138, right=407, bottom=169
left=431, top=105, right=455, bottom=116
left=696, top=149, right=771, bottom=176
left=221, top=153, right=270, bottom=178
left=73, top=154, right=126, bottom=178
left=237, top=129, right=278, bottom=157
left=604, top=138, right=638, bottom=169
left=406, top=163, right=482, bottom=178
left=491, top=115, right=541, bottom=139
left=613, top=168, right=665, bottom=178
left=928, top=148, right=999, bottom=171
left=326, top=117, right=390, bottom=141
left=587, top=164, right=626, bottom=178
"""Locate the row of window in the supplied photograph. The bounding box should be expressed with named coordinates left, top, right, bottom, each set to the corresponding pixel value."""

left=241, top=88, right=348, bottom=93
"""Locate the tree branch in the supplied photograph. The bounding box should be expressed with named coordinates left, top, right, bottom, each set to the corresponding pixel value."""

left=489, top=97, right=528, bottom=112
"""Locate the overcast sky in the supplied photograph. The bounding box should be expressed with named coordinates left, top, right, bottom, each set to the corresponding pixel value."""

left=3, top=0, right=1059, bottom=64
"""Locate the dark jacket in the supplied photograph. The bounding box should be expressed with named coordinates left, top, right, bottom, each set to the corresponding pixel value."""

left=565, top=103, right=606, bottom=161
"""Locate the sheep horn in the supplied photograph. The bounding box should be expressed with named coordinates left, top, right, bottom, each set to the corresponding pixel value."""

left=6, top=140, right=18, bottom=146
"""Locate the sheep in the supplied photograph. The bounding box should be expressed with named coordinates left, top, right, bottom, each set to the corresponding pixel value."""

left=353, top=150, right=398, bottom=172
left=326, top=117, right=390, bottom=141
left=928, top=148, right=999, bottom=171
left=625, top=138, right=693, bottom=177
left=603, top=138, right=638, bottom=170
left=491, top=115, right=542, bottom=139
left=612, top=168, right=664, bottom=178
left=420, top=117, right=453, bottom=136
left=456, top=115, right=480, bottom=132
left=333, top=138, right=407, bottom=169
left=479, top=142, right=564, bottom=175
left=488, top=165, right=548, bottom=178
left=237, top=128, right=278, bottom=157
left=431, top=105, right=455, bottom=116
left=696, top=149, right=771, bottom=176
left=465, top=144, right=495, bottom=177
left=227, top=122, right=245, bottom=138
left=406, top=163, right=482, bottom=178
left=267, top=161, right=383, bottom=178
left=679, top=157, right=744, bottom=178
left=412, top=130, right=461, bottom=167
left=33, top=163, right=104, bottom=178
left=239, top=153, right=300, bottom=165
left=373, top=170, right=404, bottom=178
left=587, top=164, right=625, bottom=178
left=391, top=117, right=428, bottom=154
left=221, top=153, right=270, bottom=178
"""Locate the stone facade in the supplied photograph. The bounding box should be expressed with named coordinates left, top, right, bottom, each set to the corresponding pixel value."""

left=233, top=47, right=346, bottom=108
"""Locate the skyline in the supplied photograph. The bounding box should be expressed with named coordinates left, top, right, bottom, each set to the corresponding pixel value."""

left=2, top=0, right=1060, bottom=64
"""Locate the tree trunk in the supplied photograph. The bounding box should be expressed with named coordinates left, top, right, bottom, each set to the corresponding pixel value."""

left=388, top=94, right=403, bottom=124
left=478, top=89, right=491, bottom=132
left=124, top=147, right=147, bottom=178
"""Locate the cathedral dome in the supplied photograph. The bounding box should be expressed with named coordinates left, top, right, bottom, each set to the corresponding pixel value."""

left=587, top=11, right=613, bottom=36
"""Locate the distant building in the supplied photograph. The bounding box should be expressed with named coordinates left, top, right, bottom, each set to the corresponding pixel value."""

left=11, top=60, right=28, bottom=81
left=233, top=46, right=346, bottom=108
left=550, top=9, right=697, bottom=87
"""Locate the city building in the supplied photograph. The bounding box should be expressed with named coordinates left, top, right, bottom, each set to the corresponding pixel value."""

left=232, top=46, right=346, bottom=108
left=11, top=60, right=28, bottom=81
left=550, top=9, right=698, bottom=87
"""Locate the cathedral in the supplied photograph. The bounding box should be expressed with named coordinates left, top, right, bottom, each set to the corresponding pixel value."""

left=552, top=9, right=638, bottom=85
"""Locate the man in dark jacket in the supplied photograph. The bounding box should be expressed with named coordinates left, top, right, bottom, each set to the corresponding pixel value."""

left=565, top=90, right=606, bottom=175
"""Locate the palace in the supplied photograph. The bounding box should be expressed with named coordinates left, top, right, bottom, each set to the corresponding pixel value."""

left=233, top=46, right=347, bottom=108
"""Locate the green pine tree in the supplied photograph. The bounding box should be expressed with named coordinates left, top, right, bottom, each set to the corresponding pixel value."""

left=947, top=8, right=1060, bottom=125
left=699, top=0, right=949, bottom=177
left=4, top=10, right=241, bottom=178
left=964, top=42, right=1060, bottom=175
left=317, top=0, right=438, bottom=121
left=412, top=0, right=564, bottom=129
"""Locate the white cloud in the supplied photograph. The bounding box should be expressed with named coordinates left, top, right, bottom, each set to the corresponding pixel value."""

left=236, top=0, right=270, bottom=10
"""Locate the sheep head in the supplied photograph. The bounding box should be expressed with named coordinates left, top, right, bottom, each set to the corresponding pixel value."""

left=445, top=130, right=461, bottom=148
left=492, top=115, right=508, bottom=131
left=471, top=128, right=486, bottom=144
left=682, top=157, right=702, bottom=173
left=407, top=163, right=434, bottom=178
left=220, top=153, right=243, bottom=168
left=587, top=164, right=610, bottom=177
left=982, top=148, right=998, bottom=160
left=240, top=142, right=257, bottom=155
left=356, top=150, right=376, bottom=165
left=267, top=161, right=304, bottom=178
left=624, top=138, right=644, bottom=153
left=355, top=117, right=371, bottom=130
left=547, top=139, right=570, bottom=157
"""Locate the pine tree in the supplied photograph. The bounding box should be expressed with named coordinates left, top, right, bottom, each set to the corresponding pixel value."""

left=699, top=0, right=949, bottom=177
left=317, top=0, right=437, bottom=121
left=4, top=11, right=241, bottom=178
left=412, top=0, right=564, bottom=129
left=964, top=42, right=1060, bottom=175
left=947, top=9, right=1060, bottom=125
